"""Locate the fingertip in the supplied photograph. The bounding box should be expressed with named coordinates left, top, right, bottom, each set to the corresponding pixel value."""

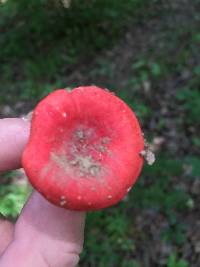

left=14, top=192, right=85, bottom=267
left=0, top=118, right=30, bottom=172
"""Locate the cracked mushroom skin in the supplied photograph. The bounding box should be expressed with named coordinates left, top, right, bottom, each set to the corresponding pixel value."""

left=22, top=86, right=144, bottom=211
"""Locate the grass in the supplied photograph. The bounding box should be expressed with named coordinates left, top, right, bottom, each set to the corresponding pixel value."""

left=0, top=0, right=200, bottom=266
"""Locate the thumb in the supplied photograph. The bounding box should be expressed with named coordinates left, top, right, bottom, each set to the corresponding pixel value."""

left=0, top=218, right=13, bottom=256
left=0, top=192, right=85, bottom=267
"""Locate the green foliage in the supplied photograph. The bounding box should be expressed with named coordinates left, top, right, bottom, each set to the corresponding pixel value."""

left=119, top=90, right=151, bottom=122
left=192, top=137, right=200, bottom=149
left=0, top=184, right=30, bottom=218
left=81, top=206, right=135, bottom=267
left=183, top=156, right=200, bottom=177
left=176, top=88, right=200, bottom=124
left=132, top=177, right=190, bottom=213
left=132, top=59, right=163, bottom=80
left=161, top=217, right=187, bottom=245
left=0, top=0, right=147, bottom=76
left=132, top=156, right=191, bottom=216
left=143, top=157, right=183, bottom=177
left=193, top=33, right=200, bottom=42
left=121, top=259, right=141, bottom=267
left=91, top=59, right=115, bottom=78
left=167, top=253, right=188, bottom=267
left=0, top=0, right=150, bottom=103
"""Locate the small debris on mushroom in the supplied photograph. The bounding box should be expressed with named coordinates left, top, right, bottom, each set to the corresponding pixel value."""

left=140, top=141, right=156, bottom=165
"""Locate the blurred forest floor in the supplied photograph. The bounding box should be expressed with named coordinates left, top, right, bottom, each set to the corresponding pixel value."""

left=0, top=0, right=200, bottom=267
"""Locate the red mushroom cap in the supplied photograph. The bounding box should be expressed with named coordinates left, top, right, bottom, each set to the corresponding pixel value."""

left=22, top=86, right=144, bottom=211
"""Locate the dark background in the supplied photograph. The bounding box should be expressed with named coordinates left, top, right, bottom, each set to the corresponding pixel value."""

left=0, top=1, right=200, bottom=266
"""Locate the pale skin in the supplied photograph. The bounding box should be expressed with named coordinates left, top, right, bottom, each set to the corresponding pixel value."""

left=0, top=118, right=85, bottom=267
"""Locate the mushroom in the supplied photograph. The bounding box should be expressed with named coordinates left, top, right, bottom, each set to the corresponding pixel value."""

left=22, top=86, right=144, bottom=211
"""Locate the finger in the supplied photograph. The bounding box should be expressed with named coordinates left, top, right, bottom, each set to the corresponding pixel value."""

left=0, top=192, right=85, bottom=267
left=0, top=118, right=30, bottom=172
left=0, top=219, right=14, bottom=256
left=0, top=118, right=29, bottom=253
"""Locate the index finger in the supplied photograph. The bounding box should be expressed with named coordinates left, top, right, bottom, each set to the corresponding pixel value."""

left=0, top=118, right=30, bottom=172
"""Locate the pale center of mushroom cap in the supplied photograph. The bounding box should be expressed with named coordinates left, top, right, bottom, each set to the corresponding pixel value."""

left=51, top=125, right=111, bottom=178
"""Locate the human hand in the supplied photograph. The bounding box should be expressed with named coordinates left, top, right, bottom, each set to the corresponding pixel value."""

left=0, top=118, right=85, bottom=267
